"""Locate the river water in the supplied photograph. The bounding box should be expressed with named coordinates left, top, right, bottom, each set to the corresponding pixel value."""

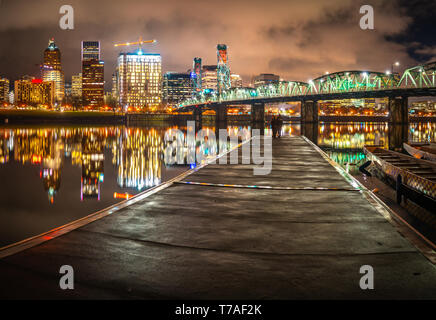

left=0, top=122, right=435, bottom=247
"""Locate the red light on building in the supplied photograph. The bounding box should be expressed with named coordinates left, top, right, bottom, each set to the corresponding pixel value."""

left=32, top=79, right=43, bottom=84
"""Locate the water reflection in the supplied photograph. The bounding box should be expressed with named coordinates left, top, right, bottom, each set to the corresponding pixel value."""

left=0, top=122, right=434, bottom=247
left=0, top=127, right=171, bottom=204
left=409, top=122, right=436, bottom=143
left=0, top=125, right=257, bottom=205
left=113, top=128, right=164, bottom=190
left=316, top=122, right=436, bottom=174
left=318, top=122, right=389, bottom=149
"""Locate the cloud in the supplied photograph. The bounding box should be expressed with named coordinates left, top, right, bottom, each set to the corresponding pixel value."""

left=414, top=46, right=436, bottom=62
left=0, top=0, right=429, bottom=88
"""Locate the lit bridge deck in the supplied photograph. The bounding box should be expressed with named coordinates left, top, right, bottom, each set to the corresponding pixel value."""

left=0, top=136, right=435, bottom=299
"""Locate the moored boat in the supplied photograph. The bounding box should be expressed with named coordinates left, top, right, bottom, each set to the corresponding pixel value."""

left=363, top=146, right=436, bottom=212
left=403, top=142, right=436, bottom=162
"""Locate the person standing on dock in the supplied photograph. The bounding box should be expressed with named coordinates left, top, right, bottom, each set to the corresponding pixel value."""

left=277, top=114, right=283, bottom=138
left=270, top=115, right=278, bottom=138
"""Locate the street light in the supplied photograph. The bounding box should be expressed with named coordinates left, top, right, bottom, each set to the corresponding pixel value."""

left=391, top=61, right=400, bottom=74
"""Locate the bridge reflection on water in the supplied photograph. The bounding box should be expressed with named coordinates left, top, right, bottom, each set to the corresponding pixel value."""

left=0, top=122, right=435, bottom=247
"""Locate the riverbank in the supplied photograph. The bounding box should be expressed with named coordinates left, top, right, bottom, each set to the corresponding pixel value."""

left=1, top=110, right=436, bottom=124
left=0, top=110, right=126, bottom=124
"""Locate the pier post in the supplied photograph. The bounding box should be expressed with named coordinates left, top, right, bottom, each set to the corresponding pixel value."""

left=301, top=100, right=319, bottom=123
left=388, top=97, right=409, bottom=124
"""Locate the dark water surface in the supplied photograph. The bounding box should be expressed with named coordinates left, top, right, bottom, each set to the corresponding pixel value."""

left=0, top=122, right=434, bottom=247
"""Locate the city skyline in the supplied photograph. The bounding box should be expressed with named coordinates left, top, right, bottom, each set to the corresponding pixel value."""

left=0, top=0, right=435, bottom=91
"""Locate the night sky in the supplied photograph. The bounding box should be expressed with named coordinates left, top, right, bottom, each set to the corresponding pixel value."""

left=0, top=0, right=435, bottom=90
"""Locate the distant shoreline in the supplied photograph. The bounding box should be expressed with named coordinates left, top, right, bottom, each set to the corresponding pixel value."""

left=0, top=110, right=435, bottom=124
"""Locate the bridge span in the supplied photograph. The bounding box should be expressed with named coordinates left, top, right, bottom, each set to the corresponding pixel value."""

left=177, top=61, right=436, bottom=125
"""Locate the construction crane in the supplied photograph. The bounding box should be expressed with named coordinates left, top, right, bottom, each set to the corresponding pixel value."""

left=114, top=37, right=157, bottom=51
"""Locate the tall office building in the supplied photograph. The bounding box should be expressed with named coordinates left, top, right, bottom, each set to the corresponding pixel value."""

left=81, top=41, right=104, bottom=107
left=65, top=82, right=72, bottom=98
left=163, top=72, right=192, bottom=106
left=230, top=74, right=243, bottom=88
left=82, top=60, right=104, bottom=107
left=253, top=73, right=280, bottom=88
left=44, top=38, right=62, bottom=71
left=82, top=41, right=100, bottom=61
left=0, top=77, right=9, bottom=102
left=15, top=77, right=54, bottom=106
left=116, top=51, right=162, bottom=110
left=42, top=38, right=65, bottom=103
left=111, top=72, right=118, bottom=100
left=9, top=91, right=14, bottom=104
left=71, top=73, right=82, bottom=97
left=201, top=65, right=218, bottom=91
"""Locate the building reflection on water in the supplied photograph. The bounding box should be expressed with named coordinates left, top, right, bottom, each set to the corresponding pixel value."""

left=0, top=122, right=435, bottom=200
left=316, top=122, right=436, bottom=174
left=112, top=128, right=164, bottom=190
left=81, top=131, right=105, bottom=200
left=0, top=127, right=171, bottom=203
left=318, top=122, right=389, bottom=149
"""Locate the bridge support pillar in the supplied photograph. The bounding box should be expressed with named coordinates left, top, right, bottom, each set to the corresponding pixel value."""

left=194, top=107, right=203, bottom=122
left=193, top=107, right=203, bottom=128
left=301, top=100, right=319, bottom=123
left=215, top=105, right=228, bottom=125
left=389, top=124, right=408, bottom=152
left=302, top=123, right=319, bottom=144
left=388, top=97, right=409, bottom=125
left=251, top=102, right=265, bottom=123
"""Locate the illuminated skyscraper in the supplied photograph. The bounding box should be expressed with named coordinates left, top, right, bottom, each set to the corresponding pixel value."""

left=217, top=44, right=231, bottom=95
left=81, top=41, right=104, bottom=107
left=81, top=41, right=100, bottom=61
left=0, top=77, right=9, bottom=102
left=111, top=72, right=118, bottom=100
left=71, top=73, right=82, bottom=97
left=253, top=73, right=280, bottom=88
left=163, top=72, right=192, bottom=106
left=14, top=77, right=54, bottom=107
left=116, top=50, right=162, bottom=111
left=82, top=60, right=104, bottom=107
left=230, top=74, right=243, bottom=88
left=201, top=65, right=217, bottom=91
left=42, top=38, right=65, bottom=103
left=44, top=38, right=61, bottom=71
left=9, top=91, right=14, bottom=104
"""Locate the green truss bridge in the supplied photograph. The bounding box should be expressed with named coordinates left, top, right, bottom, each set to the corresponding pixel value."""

left=177, top=61, right=436, bottom=125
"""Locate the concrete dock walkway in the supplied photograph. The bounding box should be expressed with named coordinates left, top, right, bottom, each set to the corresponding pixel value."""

left=0, top=136, right=435, bottom=299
